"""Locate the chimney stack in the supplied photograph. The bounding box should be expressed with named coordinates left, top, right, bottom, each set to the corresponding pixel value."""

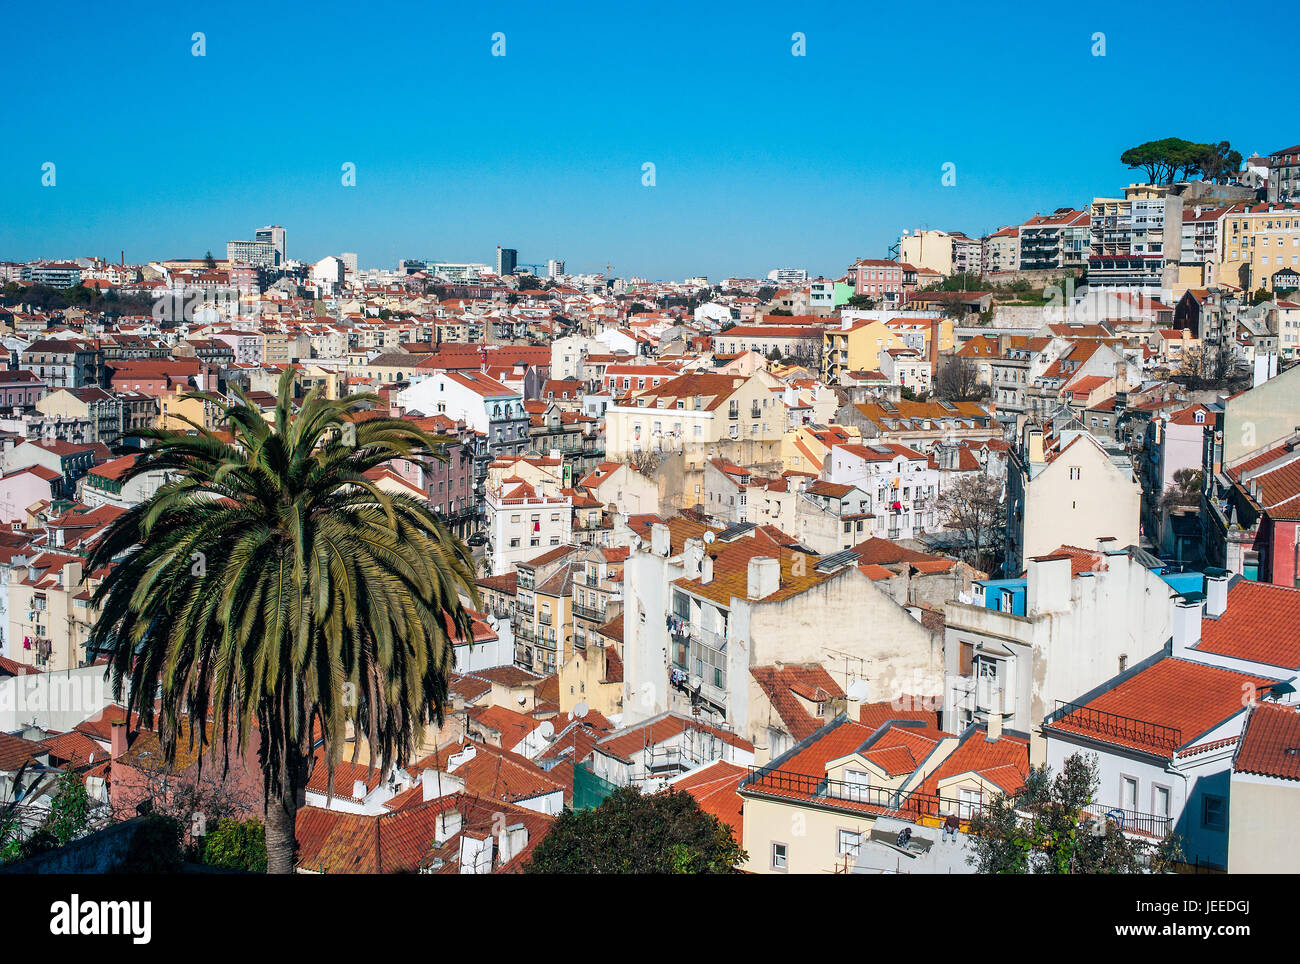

left=747, top=556, right=781, bottom=600
left=110, top=719, right=128, bottom=760
left=986, top=713, right=1003, bottom=742
left=1204, top=569, right=1229, bottom=618
left=1172, top=595, right=1203, bottom=656
left=650, top=523, right=671, bottom=558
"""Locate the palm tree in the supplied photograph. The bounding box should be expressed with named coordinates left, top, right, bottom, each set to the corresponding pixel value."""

left=86, top=369, right=479, bottom=873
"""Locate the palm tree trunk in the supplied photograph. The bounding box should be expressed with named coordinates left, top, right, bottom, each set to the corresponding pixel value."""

left=265, top=788, right=298, bottom=874
left=265, top=747, right=307, bottom=874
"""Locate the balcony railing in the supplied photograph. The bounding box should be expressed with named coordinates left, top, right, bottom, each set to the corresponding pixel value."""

left=742, top=767, right=983, bottom=822
left=1082, top=802, right=1173, bottom=840
left=572, top=603, right=607, bottom=622
left=1048, top=700, right=1183, bottom=755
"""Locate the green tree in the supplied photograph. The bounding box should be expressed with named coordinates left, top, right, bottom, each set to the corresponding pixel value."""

left=1121, top=137, right=1220, bottom=184
left=526, top=786, right=746, bottom=873
left=1200, top=141, right=1243, bottom=183
left=85, top=368, right=480, bottom=874
left=199, top=817, right=268, bottom=872
left=1160, top=468, right=1203, bottom=514
left=43, top=768, right=93, bottom=847
left=204, top=250, right=217, bottom=268
left=967, top=753, right=1182, bottom=873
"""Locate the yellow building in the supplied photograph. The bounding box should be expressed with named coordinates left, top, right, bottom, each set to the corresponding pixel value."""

left=1217, top=201, right=1300, bottom=292
left=782, top=424, right=861, bottom=474
left=822, top=320, right=907, bottom=382
left=158, top=389, right=224, bottom=432
left=558, top=613, right=624, bottom=717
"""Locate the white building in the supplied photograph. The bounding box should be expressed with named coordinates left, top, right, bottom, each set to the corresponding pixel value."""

left=485, top=479, right=572, bottom=576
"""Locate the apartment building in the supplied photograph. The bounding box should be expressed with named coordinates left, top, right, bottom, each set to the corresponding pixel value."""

left=1215, top=201, right=1300, bottom=293
left=1018, top=208, right=1090, bottom=272
left=1004, top=426, right=1140, bottom=575
left=1088, top=189, right=1183, bottom=289
left=943, top=546, right=1176, bottom=757
left=621, top=517, right=942, bottom=743
left=1042, top=574, right=1300, bottom=870
left=1266, top=143, right=1300, bottom=203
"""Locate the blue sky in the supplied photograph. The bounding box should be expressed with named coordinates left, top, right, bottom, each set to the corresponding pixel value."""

left=1, top=0, right=1295, bottom=281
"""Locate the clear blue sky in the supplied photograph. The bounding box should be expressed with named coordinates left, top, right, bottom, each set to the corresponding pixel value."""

left=1, top=0, right=1295, bottom=281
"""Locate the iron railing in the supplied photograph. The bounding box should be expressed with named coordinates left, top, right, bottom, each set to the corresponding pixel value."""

left=1048, top=700, right=1182, bottom=754
left=741, top=767, right=983, bottom=821
left=1083, top=802, right=1173, bottom=839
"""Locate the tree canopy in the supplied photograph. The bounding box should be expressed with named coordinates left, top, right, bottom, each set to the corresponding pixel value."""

left=1120, top=138, right=1241, bottom=184
left=967, top=752, right=1182, bottom=873
left=525, top=786, right=746, bottom=873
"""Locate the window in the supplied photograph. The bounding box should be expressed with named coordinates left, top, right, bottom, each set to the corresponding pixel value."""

left=1069, top=466, right=1081, bottom=480
left=1153, top=785, right=1171, bottom=819
left=841, top=769, right=871, bottom=802
left=1121, top=776, right=1138, bottom=812
left=837, top=829, right=861, bottom=859
left=771, top=842, right=787, bottom=871
left=1202, top=794, right=1227, bottom=831
left=958, top=787, right=980, bottom=819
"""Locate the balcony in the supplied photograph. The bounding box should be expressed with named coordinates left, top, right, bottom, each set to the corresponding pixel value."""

left=538, top=612, right=552, bottom=627
left=742, top=767, right=984, bottom=823
left=1082, top=802, right=1173, bottom=840
left=572, top=602, right=607, bottom=623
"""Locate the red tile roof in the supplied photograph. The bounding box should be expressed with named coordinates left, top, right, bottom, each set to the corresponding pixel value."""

left=1197, top=580, right=1300, bottom=670
left=672, top=760, right=747, bottom=844
left=1045, top=659, right=1276, bottom=759
left=750, top=664, right=845, bottom=741
left=1234, top=703, right=1300, bottom=781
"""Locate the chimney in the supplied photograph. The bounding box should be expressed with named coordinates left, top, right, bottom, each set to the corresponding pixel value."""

left=1026, top=555, right=1071, bottom=615
left=435, top=809, right=463, bottom=845
left=1172, top=595, right=1203, bottom=656
left=1205, top=569, right=1229, bottom=618
left=352, top=779, right=368, bottom=800
left=701, top=553, right=715, bottom=585
left=986, top=713, right=1003, bottom=742
left=420, top=768, right=441, bottom=802
left=747, top=556, right=780, bottom=600
left=650, top=523, right=671, bottom=557
left=929, top=317, right=940, bottom=365
left=110, top=719, right=128, bottom=760
left=683, top=538, right=704, bottom=579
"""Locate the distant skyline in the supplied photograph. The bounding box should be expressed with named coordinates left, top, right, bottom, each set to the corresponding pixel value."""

left=1, top=0, right=1296, bottom=281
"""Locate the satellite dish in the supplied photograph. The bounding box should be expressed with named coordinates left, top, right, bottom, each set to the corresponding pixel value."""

left=573, top=701, right=589, bottom=720
left=539, top=720, right=555, bottom=740
left=703, top=531, right=715, bottom=544
left=516, top=694, right=527, bottom=706
left=845, top=679, right=871, bottom=702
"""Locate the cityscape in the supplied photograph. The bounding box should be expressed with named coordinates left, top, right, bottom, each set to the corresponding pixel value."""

left=0, top=5, right=1294, bottom=939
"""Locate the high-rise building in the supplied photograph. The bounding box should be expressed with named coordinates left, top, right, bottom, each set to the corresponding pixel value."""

left=766, top=268, right=807, bottom=284
left=227, top=224, right=285, bottom=268
left=256, top=225, right=287, bottom=263
left=547, top=259, right=565, bottom=278
left=496, top=246, right=518, bottom=276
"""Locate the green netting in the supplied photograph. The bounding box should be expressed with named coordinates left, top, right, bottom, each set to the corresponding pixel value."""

left=572, top=762, right=618, bottom=810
